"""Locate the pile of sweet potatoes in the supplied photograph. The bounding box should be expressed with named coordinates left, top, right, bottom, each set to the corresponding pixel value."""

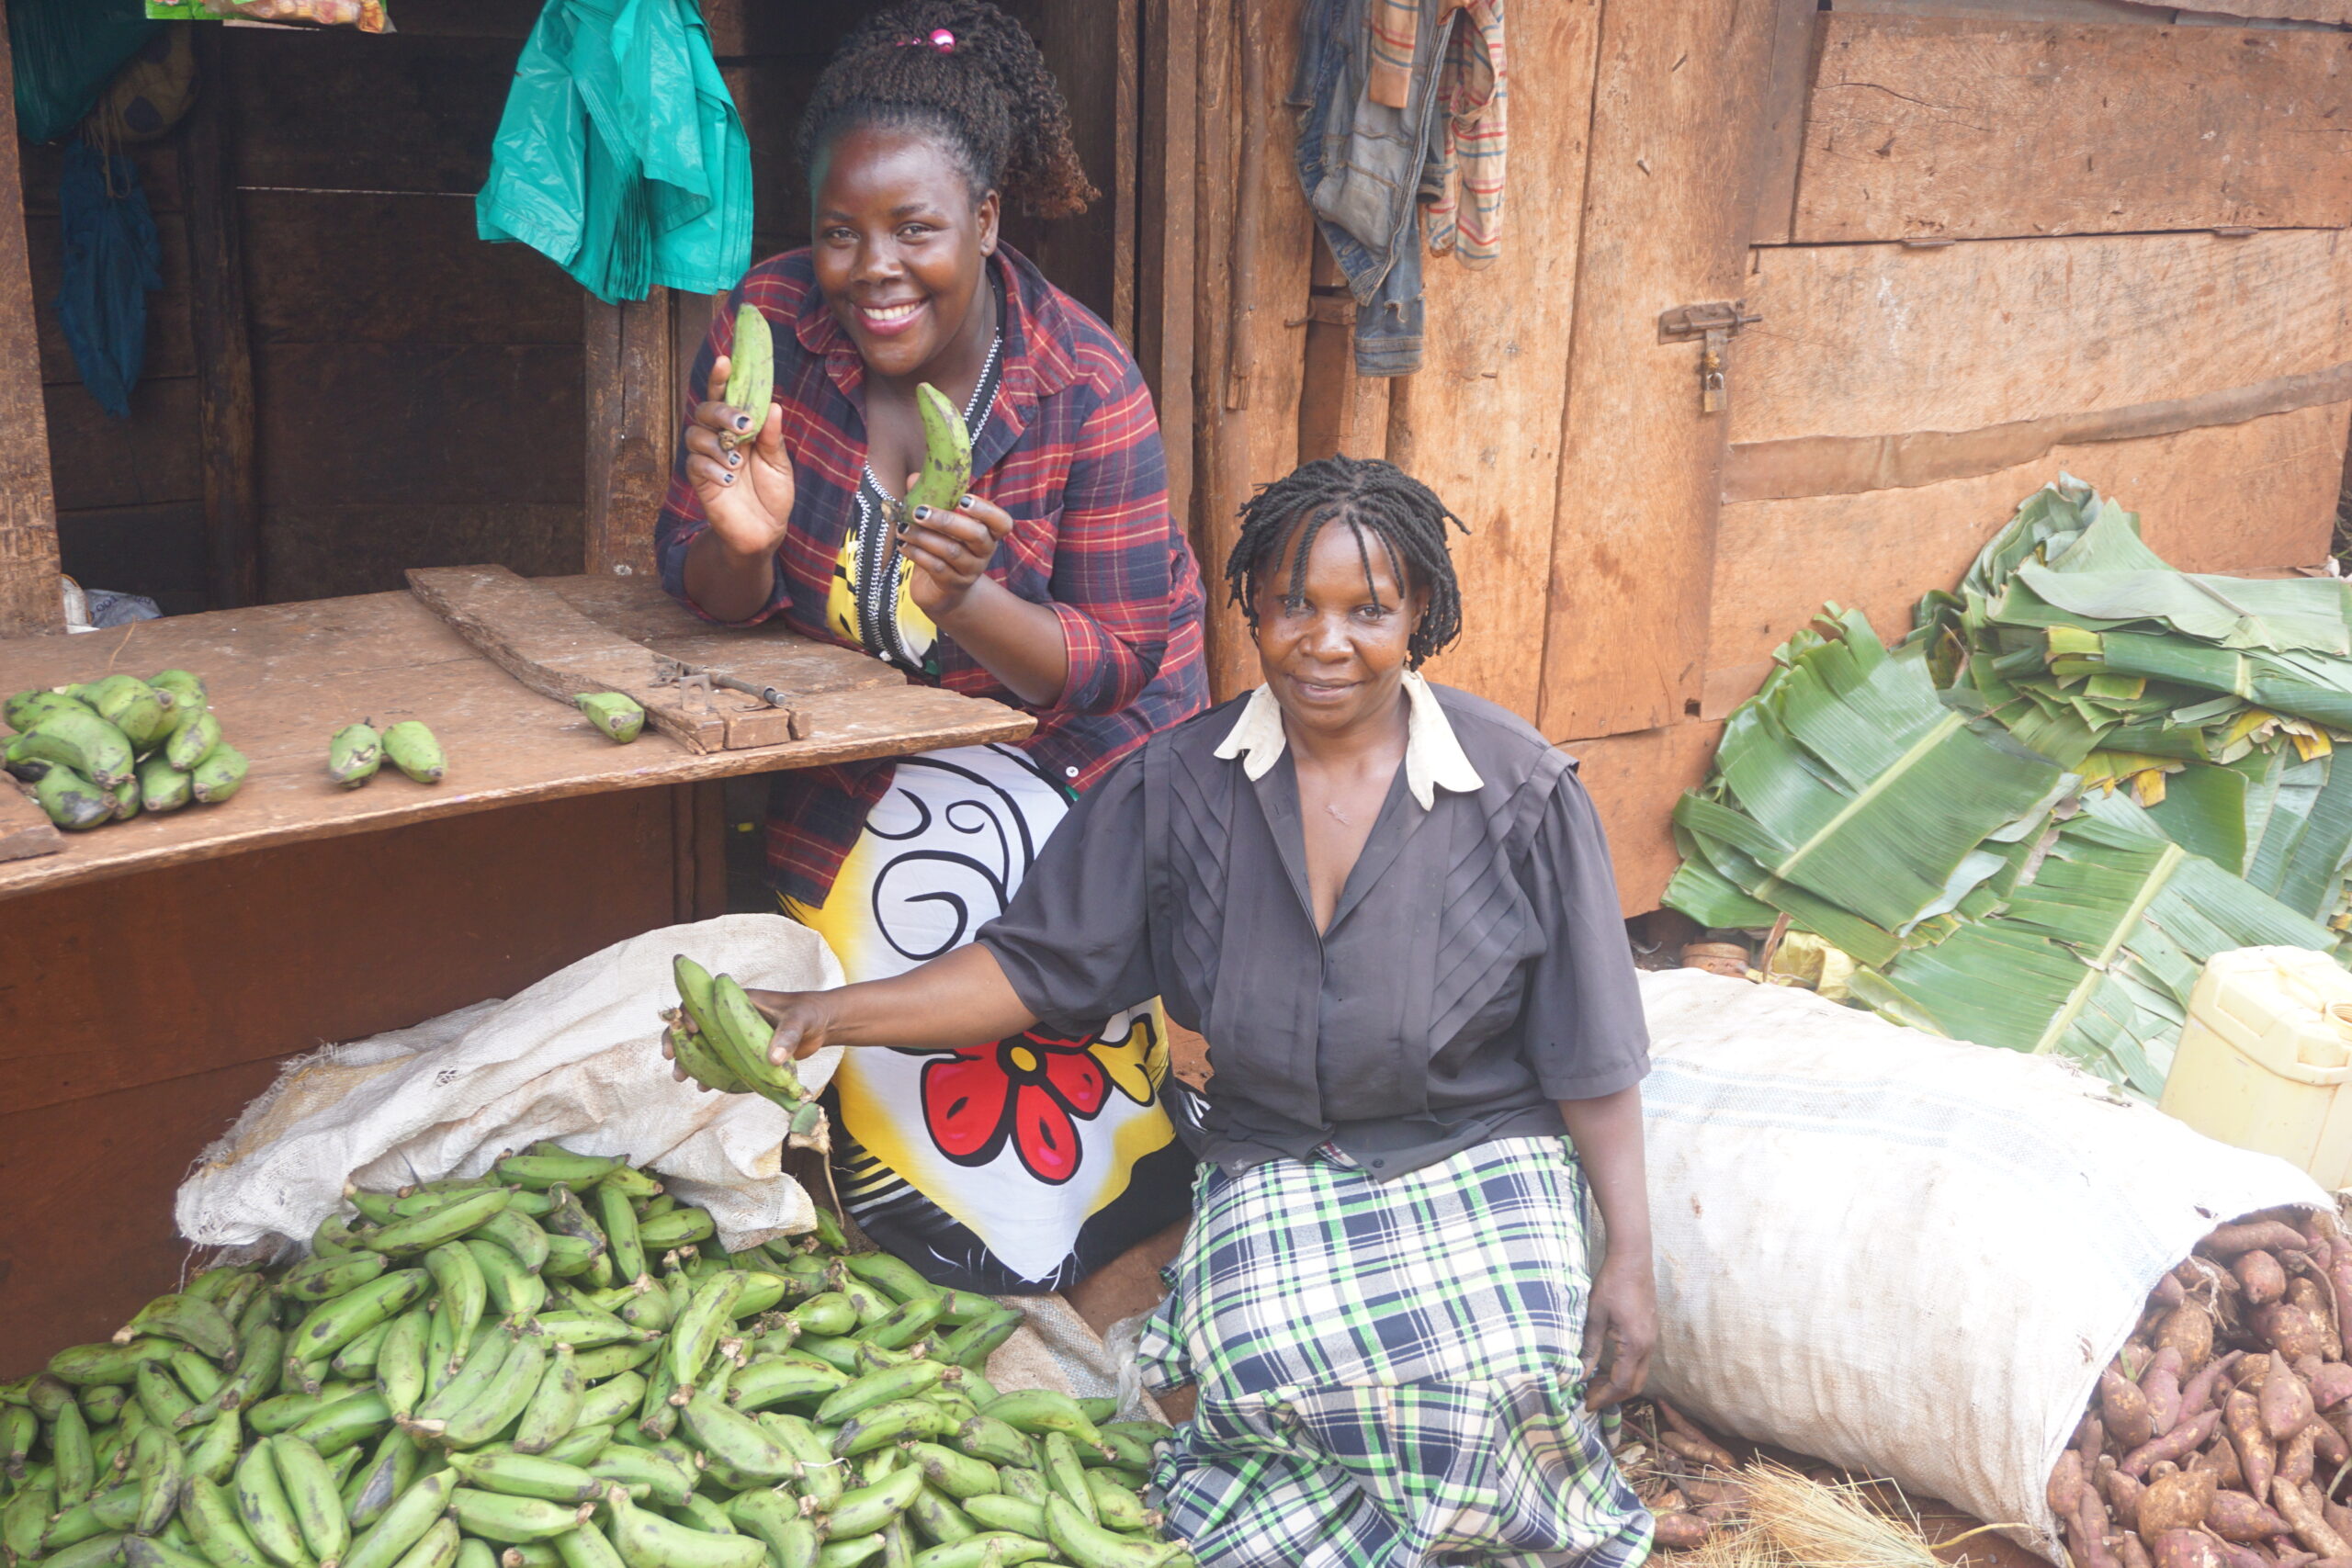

left=2052, top=1209, right=2352, bottom=1568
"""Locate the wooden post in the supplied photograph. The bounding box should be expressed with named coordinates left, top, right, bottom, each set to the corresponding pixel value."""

left=1535, top=0, right=1791, bottom=739
left=0, top=0, right=62, bottom=635
left=582, top=290, right=678, bottom=581
left=1136, top=0, right=1197, bottom=532
left=181, top=24, right=260, bottom=611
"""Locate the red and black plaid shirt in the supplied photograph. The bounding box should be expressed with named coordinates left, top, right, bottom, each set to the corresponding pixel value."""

left=655, top=244, right=1210, bottom=908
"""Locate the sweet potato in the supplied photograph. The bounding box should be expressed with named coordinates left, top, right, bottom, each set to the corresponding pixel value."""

left=2125, top=1536, right=2157, bottom=1568
left=2155, top=1274, right=2190, bottom=1309
left=2207, top=1438, right=2246, bottom=1491
left=2264, top=1306, right=2331, bottom=1366
left=2211, top=1492, right=2297, bottom=1543
left=2329, top=1239, right=2352, bottom=1348
left=2233, top=1391, right=2280, bottom=1502
left=2109, top=1468, right=2147, bottom=1530
left=2112, top=1367, right=2164, bottom=1449
left=2187, top=1355, right=2251, bottom=1423
left=2208, top=1224, right=2319, bottom=1259
left=2307, top=1420, right=2347, bottom=1472
left=1658, top=1431, right=1738, bottom=1472
left=2167, top=1305, right=2222, bottom=1372
left=1653, top=1488, right=1690, bottom=1515
left=2311, top=1365, right=2352, bottom=1413
left=2324, top=1502, right=2352, bottom=1545
left=2246, top=1358, right=2278, bottom=1396
left=2154, top=1529, right=2233, bottom=1568
left=2243, top=1254, right=2292, bottom=1307
left=2052, top=1451, right=2088, bottom=1517
left=2267, top=1367, right=2319, bottom=1443
left=2085, top=1412, right=2109, bottom=1460
left=2143, top=1471, right=2221, bottom=1536
left=2076, top=1492, right=2124, bottom=1568
left=1653, top=1513, right=1711, bottom=1551
left=2209, top=1540, right=2272, bottom=1568
left=2293, top=1279, right=2344, bottom=1361
left=2275, top=1480, right=2352, bottom=1559
left=2150, top=1348, right=2188, bottom=1436
left=2130, top=1410, right=2225, bottom=1480
left=2282, top=1427, right=2318, bottom=1489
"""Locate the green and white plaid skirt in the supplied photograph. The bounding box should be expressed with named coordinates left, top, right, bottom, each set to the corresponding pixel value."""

left=1136, top=1136, right=1654, bottom=1568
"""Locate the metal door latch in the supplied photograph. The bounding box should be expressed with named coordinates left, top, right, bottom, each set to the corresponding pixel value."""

left=1658, top=300, right=1761, bottom=414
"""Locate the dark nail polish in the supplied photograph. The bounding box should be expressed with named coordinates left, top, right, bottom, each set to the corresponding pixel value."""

left=722, top=473, right=736, bottom=485
left=734, top=414, right=752, bottom=432
left=911, top=505, right=930, bottom=523
left=727, top=450, right=741, bottom=467
left=959, top=494, right=976, bottom=511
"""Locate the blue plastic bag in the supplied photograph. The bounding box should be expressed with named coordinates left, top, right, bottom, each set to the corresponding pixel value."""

left=57, top=141, right=161, bottom=420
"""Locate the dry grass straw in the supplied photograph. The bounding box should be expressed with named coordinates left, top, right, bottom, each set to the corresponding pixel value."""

left=1717, top=1462, right=2014, bottom=1568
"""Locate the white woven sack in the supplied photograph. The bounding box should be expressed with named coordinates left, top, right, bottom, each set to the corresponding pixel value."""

left=175, top=914, right=844, bottom=1254
left=1636, top=966, right=2328, bottom=1559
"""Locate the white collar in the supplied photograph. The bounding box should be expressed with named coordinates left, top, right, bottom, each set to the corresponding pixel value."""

left=1211, top=671, right=1485, bottom=810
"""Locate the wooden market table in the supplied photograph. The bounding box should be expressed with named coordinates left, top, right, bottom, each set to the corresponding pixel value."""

left=0, top=575, right=1032, bottom=1359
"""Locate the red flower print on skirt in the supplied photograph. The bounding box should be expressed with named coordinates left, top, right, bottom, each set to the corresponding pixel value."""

left=920, top=1028, right=1115, bottom=1185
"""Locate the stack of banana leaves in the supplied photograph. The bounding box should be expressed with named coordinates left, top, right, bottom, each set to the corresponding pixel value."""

left=1667, top=479, right=2352, bottom=1099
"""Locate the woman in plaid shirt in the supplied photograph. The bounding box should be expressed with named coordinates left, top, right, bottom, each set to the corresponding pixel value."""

left=656, top=1, right=1210, bottom=1296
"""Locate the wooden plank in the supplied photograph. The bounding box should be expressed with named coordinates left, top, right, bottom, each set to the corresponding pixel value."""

left=1734, top=230, right=2352, bottom=446
left=2175, top=0, right=2352, bottom=24
left=29, top=212, right=195, bottom=384
left=43, top=378, right=204, bottom=513
left=1746, top=0, right=1823, bottom=247
left=1113, top=0, right=1140, bottom=345
left=547, top=574, right=901, bottom=695
left=242, top=191, right=580, bottom=345
left=1793, top=17, right=2352, bottom=243
left=1702, top=400, right=2350, bottom=716
left=721, top=58, right=825, bottom=256
left=0, top=786, right=680, bottom=1357
left=583, top=297, right=675, bottom=581
left=998, top=0, right=1125, bottom=325
left=0, top=584, right=1034, bottom=902
left=1563, top=722, right=1726, bottom=916
left=0, top=0, right=61, bottom=636
left=408, top=564, right=746, bottom=751
left=261, top=503, right=583, bottom=604
left=1534, top=0, right=1786, bottom=739
left=1387, top=0, right=1605, bottom=721
left=0, top=781, right=62, bottom=863
left=1136, top=0, right=1197, bottom=530
left=184, top=24, right=258, bottom=612
left=225, top=28, right=525, bottom=196
left=56, top=502, right=210, bottom=617
left=368, top=0, right=540, bottom=36
left=254, top=343, right=585, bottom=508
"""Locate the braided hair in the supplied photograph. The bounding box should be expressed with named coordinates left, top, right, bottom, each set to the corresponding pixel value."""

left=797, top=2, right=1098, bottom=220
left=1224, top=456, right=1469, bottom=668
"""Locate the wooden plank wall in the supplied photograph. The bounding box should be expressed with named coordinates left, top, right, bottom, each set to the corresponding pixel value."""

left=222, top=14, right=584, bottom=604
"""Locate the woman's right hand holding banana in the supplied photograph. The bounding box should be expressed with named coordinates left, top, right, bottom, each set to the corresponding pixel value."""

left=683, top=354, right=794, bottom=560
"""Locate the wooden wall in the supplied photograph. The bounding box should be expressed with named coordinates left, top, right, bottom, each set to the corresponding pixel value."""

left=1166, top=0, right=2352, bottom=917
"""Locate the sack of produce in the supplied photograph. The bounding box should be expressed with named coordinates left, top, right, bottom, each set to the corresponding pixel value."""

left=176, top=915, right=845, bottom=1256
left=1635, top=966, right=2328, bottom=1559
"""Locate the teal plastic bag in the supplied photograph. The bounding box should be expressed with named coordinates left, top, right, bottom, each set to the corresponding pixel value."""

left=476, top=0, right=752, bottom=302
left=9, top=0, right=157, bottom=144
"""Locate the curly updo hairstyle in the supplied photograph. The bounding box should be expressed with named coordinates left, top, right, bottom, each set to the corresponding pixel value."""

left=1225, top=455, right=1469, bottom=669
left=797, top=2, right=1098, bottom=220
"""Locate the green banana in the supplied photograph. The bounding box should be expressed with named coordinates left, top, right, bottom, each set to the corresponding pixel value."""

left=179, top=1320, right=284, bottom=1429
left=908, top=384, right=974, bottom=519
left=722, top=1494, right=819, bottom=1568
left=597, top=1167, right=663, bottom=1201
left=565, top=1341, right=656, bottom=1385
left=326, top=725, right=380, bottom=789
left=5, top=1482, right=56, bottom=1559
left=365, top=1190, right=510, bottom=1258
left=725, top=1358, right=845, bottom=1413
left=1039, top=1495, right=1180, bottom=1568
left=900, top=1487, right=974, bottom=1548
left=379, top=723, right=445, bottom=784
left=443, top=1452, right=599, bottom=1505
left=573, top=694, right=644, bottom=745
left=1080, top=1472, right=1154, bottom=1536
left=48, top=1340, right=165, bottom=1389
left=598, top=1190, right=648, bottom=1287
left=133, top=1423, right=186, bottom=1535
left=53, top=1396, right=97, bottom=1504
left=168, top=710, right=223, bottom=773
left=820, top=1467, right=923, bottom=1541
left=463, top=1238, right=548, bottom=1321
left=541, top=1234, right=605, bottom=1279
left=338, top=1428, right=416, bottom=1532
left=46, top=1529, right=131, bottom=1568
left=511, top=1345, right=583, bottom=1455
left=909, top=1533, right=1052, bottom=1568
left=815, top=1363, right=947, bottom=1427
left=387, top=1518, right=458, bottom=1568
left=45, top=1481, right=141, bottom=1549
left=313, top=1215, right=365, bottom=1259
left=1090, top=1430, right=1156, bottom=1473
left=501, top=1542, right=562, bottom=1568
left=665, top=1274, right=743, bottom=1397
left=289, top=1273, right=434, bottom=1364
left=670, top=1495, right=735, bottom=1537
left=107, top=774, right=141, bottom=820
left=247, top=1393, right=340, bottom=1440
left=6, top=686, right=93, bottom=729
left=880, top=1517, right=914, bottom=1568
left=937, top=1312, right=1023, bottom=1374
left=185, top=1473, right=273, bottom=1568
left=130, top=1538, right=222, bottom=1568
left=537, top=1425, right=612, bottom=1469
left=792, top=1337, right=863, bottom=1377
left=413, top=1334, right=510, bottom=1430
left=190, top=745, right=249, bottom=804
left=786, top=1295, right=858, bottom=1340
left=832, top=1401, right=954, bottom=1459
left=552, top=1521, right=629, bottom=1568
left=277, top=1254, right=390, bottom=1305
left=602, top=1483, right=765, bottom=1568
left=864, top=1297, right=945, bottom=1354
left=233, top=1440, right=315, bottom=1568
left=149, top=671, right=207, bottom=717
left=721, top=305, right=775, bottom=449
left=139, top=755, right=194, bottom=813
left=187, top=1408, right=244, bottom=1484
left=902, top=1445, right=997, bottom=1503
left=583, top=1448, right=693, bottom=1509
left=336, top=1467, right=454, bottom=1568
left=635, top=1209, right=716, bottom=1254
left=757, top=1413, right=842, bottom=1510
left=36, top=762, right=114, bottom=829
left=664, top=1015, right=748, bottom=1100
left=375, top=1308, right=430, bottom=1422
left=707, top=977, right=799, bottom=1102
left=81, top=676, right=175, bottom=750
left=423, top=1246, right=486, bottom=1355
left=498, top=1153, right=622, bottom=1190
left=428, top=1331, right=543, bottom=1450
left=956, top=1498, right=1044, bottom=1541
left=950, top=1418, right=1034, bottom=1472
left=1035, top=1436, right=1091, bottom=1526
left=448, top=1490, right=590, bottom=1543
left=265, top=1438, right=347, bottom=1567
left=814, top=1538, right=884, bottom=1568
left=289, top=1393, right=390, bottom=1460
left=574, top=1375, right=647, bottom=1435
left=837, top=1256, right=940, bottom=1308
left=332, top=1323, right=393, bottom=1380
left=977, top=1393, right=1102, bottom=1453
left=676, top=1393, right=792, bottom=1483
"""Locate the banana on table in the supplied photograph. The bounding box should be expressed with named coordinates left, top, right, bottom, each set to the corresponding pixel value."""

left=4, top=672, right=246, bottom=830
left=3, top=1143, right=1193, bottom=1568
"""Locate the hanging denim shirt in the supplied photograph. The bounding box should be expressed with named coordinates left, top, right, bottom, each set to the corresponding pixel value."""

left=1292, top=0, right=1509, bottom=377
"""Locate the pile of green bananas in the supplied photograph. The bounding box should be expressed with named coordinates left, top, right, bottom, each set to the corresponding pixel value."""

left=4, top=1147, right=1192, bottom=1568
left=661, top=962, right=823, bottom=1153
left=3, top=672, right=247, bottom=831
left=326, top=725, right=446, bottom=791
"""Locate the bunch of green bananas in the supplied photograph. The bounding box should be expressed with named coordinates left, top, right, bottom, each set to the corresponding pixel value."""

left=3, top=1148, right=1190, bottom=1568
left=662, top=963, right=825, bottom=1154
left=3, top=672, right=247, bottom=830
left=326, top=724, right=446, bottom=791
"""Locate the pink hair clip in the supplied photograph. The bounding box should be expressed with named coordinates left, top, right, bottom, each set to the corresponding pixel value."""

left=897, top=27, right=956, bottom=50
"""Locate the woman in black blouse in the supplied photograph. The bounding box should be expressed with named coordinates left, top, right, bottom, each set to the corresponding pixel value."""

left=693, top=457, right=1657, bottom=1568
